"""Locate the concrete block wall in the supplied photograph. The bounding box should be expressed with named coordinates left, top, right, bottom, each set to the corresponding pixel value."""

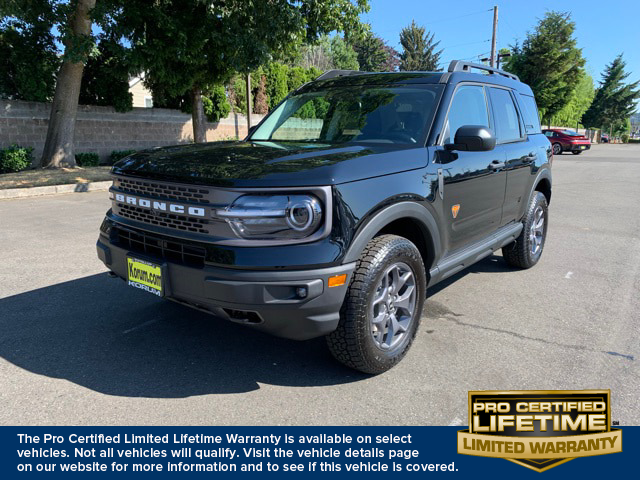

left=0, top=100, right=264, bottom=165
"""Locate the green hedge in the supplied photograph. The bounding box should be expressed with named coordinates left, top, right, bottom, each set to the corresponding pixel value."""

left=75, top=152, right=100, bottom=167
left=0, top=145, right=34, bottom=173
left=110, top=150, right=137, bottom=164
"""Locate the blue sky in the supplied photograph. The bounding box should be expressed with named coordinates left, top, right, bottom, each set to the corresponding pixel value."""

left=361, top=0, right=638, bottom=85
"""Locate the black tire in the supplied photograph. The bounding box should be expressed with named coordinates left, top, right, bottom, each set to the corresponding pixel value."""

left=552, top=143, right=562, bottom=155
left=502, top=192, right=548, bottom=269
left=572, top=150, right=582, bottom=155
left=326, top=235, right=426, bottom=374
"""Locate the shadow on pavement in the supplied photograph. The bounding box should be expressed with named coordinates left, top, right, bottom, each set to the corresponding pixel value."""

left=0, top=273, right=366, bottom=398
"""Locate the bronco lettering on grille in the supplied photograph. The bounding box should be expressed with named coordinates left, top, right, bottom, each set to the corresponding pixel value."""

left=114, top=193, right=206, bottom=217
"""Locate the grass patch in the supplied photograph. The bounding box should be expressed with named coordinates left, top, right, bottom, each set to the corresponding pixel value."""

left=0, top=166, right=112, bottom=190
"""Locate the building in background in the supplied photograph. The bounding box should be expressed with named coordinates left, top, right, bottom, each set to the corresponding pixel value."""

left=128, top=74, right=153, bottom=108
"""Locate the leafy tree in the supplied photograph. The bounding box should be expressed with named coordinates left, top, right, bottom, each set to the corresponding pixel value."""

left=265, top=62, right=290, bottom=109
left=118, top=0, right=369, bottom=143
left=503, top=12, right=585, bottom=126
left=202, top=85, right=231, bottom=122
left=351, top=32, right=388, bottom=71
left=582, top=55, right=640, bottom=131
left=2, top=0, right=113, bottom=167
left=0, top=16, right=59, bottom=102
left=550, top=72, right=594, bottom=128
left=330, top=35, right=359, bottom=70
left=380, top=44, right=400, bottom=72
left=399, top=20, right=442, bottom=71
left=79, top=35, right=132, bottom=112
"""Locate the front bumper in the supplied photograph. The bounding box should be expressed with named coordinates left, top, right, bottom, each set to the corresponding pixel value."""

left=96, top=234, right=355, bottom=340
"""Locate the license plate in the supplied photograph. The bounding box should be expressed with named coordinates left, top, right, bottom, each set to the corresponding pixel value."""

left=127, top=257, right=163, bottom=296
left=581, top=145, right=586, bottom=149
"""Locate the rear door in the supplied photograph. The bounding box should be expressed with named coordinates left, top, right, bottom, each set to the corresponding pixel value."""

left=487, top=87, right=536, bottom=224
left=438, top=84, right=507, bottom=251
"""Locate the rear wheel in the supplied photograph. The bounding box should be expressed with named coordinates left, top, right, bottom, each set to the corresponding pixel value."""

left=326, top=235, right=426, bottom=374
left=552, top=143, right=562, bottom=155
left=502, top=192, right=548, bottom=269
left=572, top=150, right=582, bottom=155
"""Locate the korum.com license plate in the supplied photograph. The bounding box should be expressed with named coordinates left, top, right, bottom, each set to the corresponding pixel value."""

left=127, top=257, right=163, bottom=296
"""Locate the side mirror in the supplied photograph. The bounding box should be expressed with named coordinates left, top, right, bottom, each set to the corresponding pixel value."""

left=445, top=125, right=496, bottom=152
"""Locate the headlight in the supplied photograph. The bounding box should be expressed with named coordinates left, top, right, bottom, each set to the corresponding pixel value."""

left=217, top=194, right=323, bottom=240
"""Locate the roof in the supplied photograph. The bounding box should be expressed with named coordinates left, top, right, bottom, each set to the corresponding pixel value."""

left=305, top=60, right=533, bottom=96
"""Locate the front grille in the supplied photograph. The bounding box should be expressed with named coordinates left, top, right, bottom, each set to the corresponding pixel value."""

left=116, top=203, right=209, bottom=234
left=116, top=177, right=210, bottom=204
left=113, top=226, right=206, bottom=268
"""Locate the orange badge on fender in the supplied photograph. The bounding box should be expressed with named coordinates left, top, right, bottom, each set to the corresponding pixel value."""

left=452, top=204, right=460, bottom=218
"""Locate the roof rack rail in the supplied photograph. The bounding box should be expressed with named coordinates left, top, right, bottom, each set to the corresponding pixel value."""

left=447, top=60, right=519, bottom=81
left=315, top=69, right=363, bottom=81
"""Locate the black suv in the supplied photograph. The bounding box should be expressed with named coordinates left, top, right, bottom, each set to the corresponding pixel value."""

left=97, top=61, right=552, bottom=374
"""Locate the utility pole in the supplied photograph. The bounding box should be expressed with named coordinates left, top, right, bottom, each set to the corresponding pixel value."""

left=246, top=73, right=252, bottom=133
left=490, top=5, right=498, bottom=67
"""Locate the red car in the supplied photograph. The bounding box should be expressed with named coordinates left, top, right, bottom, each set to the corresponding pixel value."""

left=543, top=129, right=591, bottom=155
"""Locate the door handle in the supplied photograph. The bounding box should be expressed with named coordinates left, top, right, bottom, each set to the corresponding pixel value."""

left=488, top=160, right=506, bottom=170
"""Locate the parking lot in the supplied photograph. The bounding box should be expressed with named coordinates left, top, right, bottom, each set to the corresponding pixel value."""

left=0, top=143, right=638, bottom=426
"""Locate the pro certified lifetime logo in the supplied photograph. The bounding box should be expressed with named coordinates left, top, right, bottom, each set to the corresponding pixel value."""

left=457, top=390, right=622, bottom=472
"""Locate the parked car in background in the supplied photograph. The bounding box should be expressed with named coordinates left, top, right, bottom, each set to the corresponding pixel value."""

left=543, top=129, right=591, bottom=155
left=601, top=133, right=609, bottom=143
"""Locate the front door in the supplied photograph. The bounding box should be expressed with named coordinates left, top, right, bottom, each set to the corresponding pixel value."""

left=437, top=84, right=507, bottom=252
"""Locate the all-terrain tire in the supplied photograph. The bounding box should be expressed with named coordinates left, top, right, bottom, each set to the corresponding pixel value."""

left=326, top=235, right=426, bottom=374
left=502, top=192, right=549, bottom=269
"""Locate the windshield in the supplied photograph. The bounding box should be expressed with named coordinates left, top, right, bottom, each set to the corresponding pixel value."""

left=250, top=85, right=442, bottom=145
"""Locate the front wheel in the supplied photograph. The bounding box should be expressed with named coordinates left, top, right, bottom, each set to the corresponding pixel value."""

left=552, top=143, right=562, bottom=155
left=502, top=192, right=548, bottom=269
left=326, top=235, right=426, bottom=374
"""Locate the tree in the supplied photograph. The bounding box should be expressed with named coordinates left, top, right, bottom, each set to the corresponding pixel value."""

left=399, top=20, right=442, bottom=71
left=351, top=32, right=387, bottom=72
left=550, top=72, right=594, bottom=128
left=330, top=35, right=359, bottom=70
left=40, top=0, right=99, bottom=168
left=79, top=35, right=133, bottom=112
left=503, top=12, right=585, bottom=126
left=265, top=62, right=290, bottom=109
left=118, top=0, right=369, bottom=143
left=582, top=55, right=640, bottom=131
left=380, top=44, right=400, bottom=72
left=0, top=14, right=59, bottom=102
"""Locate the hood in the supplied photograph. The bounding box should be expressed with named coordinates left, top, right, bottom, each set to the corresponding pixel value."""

left=111, top=141, right=428, bottom=188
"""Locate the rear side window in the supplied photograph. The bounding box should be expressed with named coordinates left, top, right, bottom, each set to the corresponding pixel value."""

left=442, top=85, right=490, bottom=144
left=517, top=93, right=542, bottom=134
left=488, top=88, right=522, bottom=143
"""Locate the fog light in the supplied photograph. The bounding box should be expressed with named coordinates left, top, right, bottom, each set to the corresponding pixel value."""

left=328, top=274, right=347, bottom=288
left=296, top=287, right=308, bottom=299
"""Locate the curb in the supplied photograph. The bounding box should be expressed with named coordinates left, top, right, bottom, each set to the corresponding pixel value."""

left=0, top=180, right=112, bottom=200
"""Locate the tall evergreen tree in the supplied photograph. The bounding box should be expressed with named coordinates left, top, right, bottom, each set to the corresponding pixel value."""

left=399, top=20, right=442, bottom=71
left=351, top=32, right=388, bottom=71
left=503, top=12, right=585, bottom=125
left=582, top=55, right=640, bottom=131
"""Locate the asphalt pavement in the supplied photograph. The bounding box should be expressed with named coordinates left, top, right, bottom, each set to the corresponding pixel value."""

left=0, top=143, right=638, bottom=426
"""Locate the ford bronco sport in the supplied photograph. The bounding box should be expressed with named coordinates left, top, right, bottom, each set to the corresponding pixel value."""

left=97, top=60, right=552, bottom=374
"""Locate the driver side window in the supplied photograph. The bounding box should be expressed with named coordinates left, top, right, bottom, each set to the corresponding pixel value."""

left=442, top=85, right=489, bottom=144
